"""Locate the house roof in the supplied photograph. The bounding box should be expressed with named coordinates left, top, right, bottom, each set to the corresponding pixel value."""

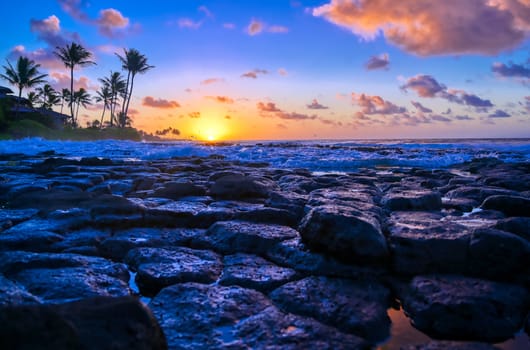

left=0, top=86, right=14, bottom=94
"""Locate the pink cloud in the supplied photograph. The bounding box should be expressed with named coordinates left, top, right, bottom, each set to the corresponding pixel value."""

left=278, top=68, right=288, bottom=76
left=313, top=0, right=530, bottom=56
left=247, top=19, right=264, bottom=35
left=201, top=78, right=225, bottom=85
left=351, top=92, right=407, bottom=115
left=365, top=53, right=390, bottom=70
left=307, top=99, right=329, bottom=110
left=97, top=8, right=129, bottom=38
left=241, top=69, right=268, bottom=79
left=257, top=102, right=282, bottom=113
left=49, top=72, right=97, bottom=91
left=206, top=96, right=234, bottom=104
left=142, top=96, right=181, bottom=109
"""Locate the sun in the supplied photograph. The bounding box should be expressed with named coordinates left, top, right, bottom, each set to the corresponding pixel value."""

left=206, top=133, right=216, bottom=141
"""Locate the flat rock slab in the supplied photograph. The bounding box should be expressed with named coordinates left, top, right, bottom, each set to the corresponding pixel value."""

left=401, top=275, right=530, bottom=342
left=0, top=209, right=39, bottom=230
left=191, top=220, right=299, bottom=256
left=0, top=274, right=41, bottom=306
left=149, top=282, right=272, bottom=349
left=388, top=212, right=471, bottom=275
left=400, top=341, right=501, bottom=349
left=269, top=276, right=391, bottom=343
left=125, top=247, right=222, bottom=296
left=0, top=230, right=64, bottom=252
left=299, top=204, right=388, bottom=264
left=219, top=253, right=298, bottom=292
left=481, top=195, right=530, bottom=217
left=0, top=296, right=167, bottom=350
left=382, top=188, right=442, bottom=211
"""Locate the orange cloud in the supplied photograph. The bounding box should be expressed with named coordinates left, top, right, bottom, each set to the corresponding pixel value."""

left=201, top=78, right=225, bottom=85
left=351, top=92, right=407, bottom=115
left=206, top=96, right=234, bottom=104
left=247, top=19, right=264, bottom=35
left=97, top=8, right=129, bottom=37
left=246, top=19, right=289, bottom=35
left=313, top=0, right=530, bottom=55
left=142, top=96, right=181, bottom=109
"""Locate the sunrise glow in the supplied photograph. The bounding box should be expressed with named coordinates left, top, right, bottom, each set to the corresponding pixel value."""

left=0, top=1, right=529, bottom=140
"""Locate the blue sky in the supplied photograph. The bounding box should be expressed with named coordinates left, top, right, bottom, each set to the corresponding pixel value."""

left=1, top=0, right=529, bottom=140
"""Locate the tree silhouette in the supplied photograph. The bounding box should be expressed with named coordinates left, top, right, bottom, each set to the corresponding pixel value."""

left=94, top=84, right=112, bottom=129
left=72, top=88, right=92, bottom=126
left=54, top=42, right=95, bottom=125
left=98, top=71, right=126, bottom=127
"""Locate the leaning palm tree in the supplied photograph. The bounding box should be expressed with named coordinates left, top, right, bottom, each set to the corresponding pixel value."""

left=98, top=71, right=126, bottom=127
left=0, top=56, right=47, bottom=117
left=72, top=88, right=92, bottom=126
left=36, top=84, right=60, bottom=110
left=94, top=84, right=112, bottom=128
left=116, top=48, right=154, bottom=117
left=54, top=42, right=95, bottom=125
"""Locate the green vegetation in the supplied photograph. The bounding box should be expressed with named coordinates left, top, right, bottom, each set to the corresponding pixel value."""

left=0, top=41, right=155, bottom=141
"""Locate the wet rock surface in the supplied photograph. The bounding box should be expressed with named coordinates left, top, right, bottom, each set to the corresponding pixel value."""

left=0, top=155, right=529, bottom=348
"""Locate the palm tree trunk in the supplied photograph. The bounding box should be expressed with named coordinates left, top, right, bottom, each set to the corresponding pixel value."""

left=70, top=66, right=75, bottom=126
left=125, top=73, right=135, bottom=116
left=99, top=105, right=106, bottom=129
left=75, top=101, right=80, bottom=125
left=121, top=71, right=131, bottom=115
left=15, top=87, right=22, bottom=119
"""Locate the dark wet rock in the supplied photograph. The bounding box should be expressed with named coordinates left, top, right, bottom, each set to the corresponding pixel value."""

left=467, top=228, right=530, bottom=279
left=481, top=195, right=530, bottom=217
left=8, top=188, right=94, bottom=211
left=132, top=176, right=156, bottom=192
left=401, top=275, right=530, bottom=342
left=441, top=197, right=478, bottom=212
left=0, top=209, right=39, bottom=231
left=234, top=206, right=299, bottom=227
left=219, top=253, right=298, bottom=292
left=86, top=194, right=145, bottom=216
left=444, top=186, right=519, bottom=203
left=11, top=267, right=131, bottom=303
left=0, top=274, right=40, bottom=306
left=299, top=205, right=388, bottom=264
left=266, top=190, right=308, bottom=218
left=382, top=188, right=442, bottom=211
left=266, top=237, right=387, bottom=279
left=86, top=183, right=112, bottom=195
left=270, top=276, right=391, bottom=343
left=125, top=247, right=222, bottom=296
left=152, top=181, right=206, bottom=199
left=495, top=217, right=530, bottom=241
left=400, top=340, right=500, bottom=349
left=233, top=306, right=369, bottom=350
left=144, top=201, right=208, bottom=227
left=306, top=186, right=379, bottom=209
left=0, top=230, right=64, bottom=252
left=191, top=220, right=298, bottom=256
left=99, top=227, right=203, bottom=259
left=0, top=296, right=167, bottom=350
left=149, top=282, right=272, bottom=349
left=209, top=173, right=278, bottom=199
left=5, top=210, right=90, bottom=235
left=388, top=212, right=471, bottom=275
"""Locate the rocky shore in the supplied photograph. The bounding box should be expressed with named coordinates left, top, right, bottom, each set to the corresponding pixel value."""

left=0, top=152, right=529, bottom=349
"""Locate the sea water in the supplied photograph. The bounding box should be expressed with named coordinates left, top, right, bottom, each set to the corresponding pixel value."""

left=1, top=138, right=529, bottom=170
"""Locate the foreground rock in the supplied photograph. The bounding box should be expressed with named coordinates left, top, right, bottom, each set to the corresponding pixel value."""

left=270, top=276, right=391, bottom=343
left=400, top=341, right=500, bottom=350
left=401, top=275, right=530, bottom=342
left=149, top=282, right=368, bottom=349
left=0, top=296, right=167, bottom=350
left=299, top=205, right=388, bottom=264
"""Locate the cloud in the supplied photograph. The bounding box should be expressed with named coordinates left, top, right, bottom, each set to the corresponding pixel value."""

left=307, top=99, right=329, bottom=110
left=431, top=115, right=453, bottom=122
left=58, top=0, right=133, bottom=38
left=351, top=92, right=407, bottom=115
left=188, top=111, right=201, bottom=119
left=241, top=69, right=269, bottom=79
left=198, top=6, right=214, bottom=18
left=492, top=61, right=530, bottom=84
left=278, top=68, right=288, bottom=76
left=206, top=96, right=234, bottom=104
left=402, top=74, right=494, bottom=109
left=312, top=0, right=530, bottom=56
left=411, top=101, right=433, bottom=113
left=30, top=15, right=80, bottom=49
left=201, top=78, right=225, bottom=85
left=178, top=18, right=202, bottom=29
left=247, top=19, right=264, bottom=35
left=96, top=9, right=129, bottom=37
left=365, top=53, right=390, bottom=70
left=489, top=109, right=511, bottom=118
left=225, top=115, right=232, bottom=119
left=257, top=102, right=282, bottom=113
left=455, top=115, right=474, bottom=120
left=8, top=45, right=62, bottom=70
left=246, top=19, right=289, bottom=35
left=142, top=96, right=181, bottom=109
left=277, top=112, right=317, bottom=120
left=223, top=23, right=236, bottom=30
left=49, top=72, right=97, bottom=91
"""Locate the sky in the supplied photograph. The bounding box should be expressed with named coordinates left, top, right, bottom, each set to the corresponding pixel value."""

left=1, top=0, right=530, bottom=140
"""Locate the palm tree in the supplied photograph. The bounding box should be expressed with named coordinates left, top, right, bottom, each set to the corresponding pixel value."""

left=0, top=56, right=47, bottom=116
left=116, top=48, right=154, bottom=117
left=72, top=88, right=92, bottom=126
left=26, top=91, right=40, bottom=108
left=60, top=88, right=70, bottom=114
left=94, top=84, right=112, bottom=128
left=36, top=84, right=60, bottom=110
left=54, top=42, right=95, bottom=125
left=98, top=71, right=126, bottom=127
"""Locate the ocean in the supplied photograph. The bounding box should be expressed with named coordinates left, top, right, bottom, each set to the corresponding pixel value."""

left=1, top=138, right=529, bottom=170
